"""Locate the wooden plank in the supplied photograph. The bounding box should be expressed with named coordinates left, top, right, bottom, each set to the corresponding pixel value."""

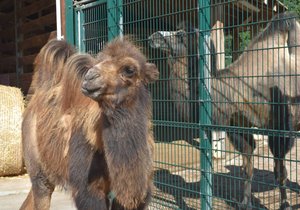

left=17, top=0, right=55, bottom=18
left=19, top=54, right=37, bottom=66
left=0, top=27, right=15, bottom=40
left=21, top=73, right=33, bottom=95
left=211, top=21, right=225, bottom=70
left=18, top=32, right=51, bottom=51
left=235, top=1, right=260, bottom=13
left=0, top=42, right=15, bottom=55
left=0, top=12, right=14, bottom=26
left=0, top=56, right=16, bottom=70
left=0, top=73, right=32, bottom=93
left=0, top=0, right=13, bottom=11
left=8, top=73, right=33, bottom=94
left=18, top=13, right=56, bottom=35
left=211, top=2, right=225, bottom=70
left=0, top=74, right=10, bottom=85
left=61, top=0, right=66, bottom=38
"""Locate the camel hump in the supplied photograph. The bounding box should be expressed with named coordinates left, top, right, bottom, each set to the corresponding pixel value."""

left=31, top=39, right=77, bottom=90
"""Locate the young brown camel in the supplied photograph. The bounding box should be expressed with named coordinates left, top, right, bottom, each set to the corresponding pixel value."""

left=20, top=37, right=159, bottom=210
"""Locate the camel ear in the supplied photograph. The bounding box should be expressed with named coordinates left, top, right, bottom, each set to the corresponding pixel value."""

left=144, top=63, right=159, bottom=84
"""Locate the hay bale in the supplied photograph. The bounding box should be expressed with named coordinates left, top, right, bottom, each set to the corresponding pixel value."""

left=0, top=85, right=24, bottom=176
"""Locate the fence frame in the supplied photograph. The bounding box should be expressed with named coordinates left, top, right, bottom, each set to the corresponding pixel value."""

left=198, top=1, right=213, bottom=209
left=64, top=1, right=300, bottom=209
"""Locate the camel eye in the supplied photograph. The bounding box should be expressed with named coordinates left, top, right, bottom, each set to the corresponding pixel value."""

left=122, top=66, right=136, bottom=78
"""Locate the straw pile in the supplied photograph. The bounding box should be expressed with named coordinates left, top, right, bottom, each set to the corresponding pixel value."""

left=0, top=85, right=24, bottom=176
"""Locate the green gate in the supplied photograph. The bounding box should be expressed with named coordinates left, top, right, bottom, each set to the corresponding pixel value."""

left=66, top=0, right=300, bottom=209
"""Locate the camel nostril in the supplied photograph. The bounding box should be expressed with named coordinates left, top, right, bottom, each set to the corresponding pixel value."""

left=84, top=69, right=100, bottom=81
left=82, top=80, right=88, bottom=89
left=85, top=73, right=100, bottom=81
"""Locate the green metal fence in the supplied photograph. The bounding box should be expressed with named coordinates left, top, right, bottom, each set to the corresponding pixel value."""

left=67, top=0, right=300, bottom=209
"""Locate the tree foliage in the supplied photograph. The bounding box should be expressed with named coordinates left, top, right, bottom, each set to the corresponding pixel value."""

left=284, top=0, right=300, bottom=16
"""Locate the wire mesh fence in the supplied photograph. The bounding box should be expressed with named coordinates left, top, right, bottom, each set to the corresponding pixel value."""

left=70, top=0, right=300, bottom=209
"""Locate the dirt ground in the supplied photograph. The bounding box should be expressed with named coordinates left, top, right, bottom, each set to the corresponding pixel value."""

left=0, top=174, right=76, bottom=210
left=0, top=138, right=299, bottom=210
left=152, top=137, right=300, bottom=210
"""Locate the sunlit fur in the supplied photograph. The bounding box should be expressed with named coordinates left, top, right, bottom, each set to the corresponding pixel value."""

left=21, top=37, right=159, bottom=210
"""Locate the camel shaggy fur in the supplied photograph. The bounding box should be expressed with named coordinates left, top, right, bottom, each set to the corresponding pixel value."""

left=20, top=37, right=159, bottom=210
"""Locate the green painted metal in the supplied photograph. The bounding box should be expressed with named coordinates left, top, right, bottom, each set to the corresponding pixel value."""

left=74, top=0, right=108, bottom=54
left=65, top=0, right=75, bottom=44
left=107, top=0, right=123, bottom=40
left=198, top=1, right=212, bottom=210
left=74, top=7, right=85, bottom=52
left=68, top=1, right=300, bottom=209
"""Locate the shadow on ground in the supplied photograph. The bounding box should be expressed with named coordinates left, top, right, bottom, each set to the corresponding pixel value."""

left=154, top=165, right=300, bottom=210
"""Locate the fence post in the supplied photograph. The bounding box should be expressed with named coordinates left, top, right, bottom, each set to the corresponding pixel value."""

left=65, top=0, right=75, bottom=45
left=107, top=0, right=123, bottom=41
left=74, top=8, right=85, bottom=52
left=198, top=1, right=213, bottom=209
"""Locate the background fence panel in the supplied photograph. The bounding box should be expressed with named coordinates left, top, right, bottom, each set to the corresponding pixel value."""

left=69, top=0, right=300, bottom=209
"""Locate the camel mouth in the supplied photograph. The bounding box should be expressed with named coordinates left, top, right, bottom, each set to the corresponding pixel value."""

left=81, top=86, right=104, bottom=100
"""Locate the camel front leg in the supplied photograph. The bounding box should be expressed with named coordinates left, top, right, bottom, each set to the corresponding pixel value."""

left=19, top=189, right=34, bottom=210
left=274, top=159, right=292, bottom=210
left=269, top=86, right=294, bottom=210
left=228, top=131, right=255, bottom=210
left=241, top=153, right=254, bottom=210
left=20, top=174, right=55, bottom=210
